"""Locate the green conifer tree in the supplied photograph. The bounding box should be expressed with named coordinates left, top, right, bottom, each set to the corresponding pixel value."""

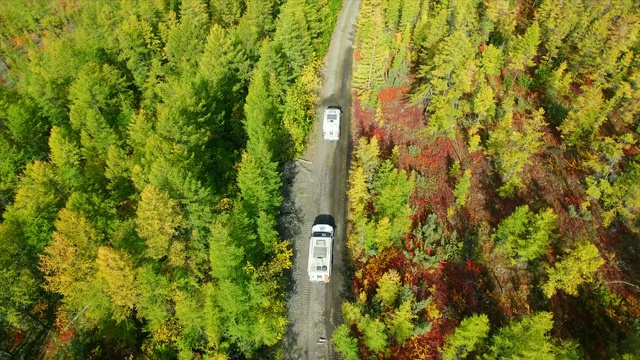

left=507, top=21, right=541, bottom=71
left=494, top=206, right=556, bottom=263
left=543, top=242, right=604, bottom=298
left=486, top=103, right=546, bottom=196
left=443, top=314, right=490, bottom=360
left=353, top=0, right=390, bottom=106
left=384, top=0, right=403, bottom=32
left=488, top=312, right=557, bottom=359
left=163, top=0, right=210, bottom=76
left=332, top=324, right=360, bottom=360
left=273, top=0, right=314, bottom=82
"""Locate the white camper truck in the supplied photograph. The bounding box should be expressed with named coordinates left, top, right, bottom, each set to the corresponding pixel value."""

left=308, top=223, right=334, bottom=282
left=323, top=106, right=341, bottom=141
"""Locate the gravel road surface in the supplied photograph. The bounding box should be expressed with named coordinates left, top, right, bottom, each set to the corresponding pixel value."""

left=282, top=1, right=360, bottom=359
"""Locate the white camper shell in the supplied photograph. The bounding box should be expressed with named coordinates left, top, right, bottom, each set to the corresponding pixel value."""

left=308, top=223, right=334, bottom=282
left=323, top=107, right=341, bottom=141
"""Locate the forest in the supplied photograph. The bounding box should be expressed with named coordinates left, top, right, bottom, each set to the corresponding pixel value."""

left=3, top=0, right=640, bottom=359
left=332, top=0, right=640, bottom=359
left=0, top=0, right=340, bottom=358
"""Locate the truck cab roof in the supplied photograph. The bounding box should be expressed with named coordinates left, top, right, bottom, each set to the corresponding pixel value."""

left=311, top=224, right=334, bottom=237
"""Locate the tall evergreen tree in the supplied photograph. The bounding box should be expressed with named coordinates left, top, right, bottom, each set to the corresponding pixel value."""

left=273, top=0, right=314, bottom=82
left=135, top=184, right=186, bottom=261
left=209, top=0, right=244, bottom=28
left=443, top=314, right=490, bottom=360
left=39, top=208, right=114, bottom=328
left=163, top=0, right=210, bottom=76
left=3, top=161, right=65, bottom=251
left=535, top=0, right=581, bottom=61
left=543, top=242, right=604, bottom=298
left=95, top=246, right=138, bottom=320
left=413, top=31, right=476, bottom=138
left=115, top=12, right=163, bottom=88
left=398, top=0, right=421, bottom=32
left=493, top=206, right=556, bottom=264
left=384, top=0, right=403, bottom=32
left=507, top=21, right=541, bottom=71
left=234, top=0, right=278, bottom=63
left=332, top=324, right=360, bottom=360
left=243, top=65, right=280, bottom=158
left=0, top=222, right=49, bottom=334
left=559, top=84, right=614, bottom=148
left=413, top=0, right=449, bottom=49
left=489, top=312, right=557, bottom=359
left=586, top=161, right=640, bottom=227
left=486, top=104, right=546, bottom=196
left=68, top=62, right=132, bottom=166
left=373, top=161, right=413, bottom=240
left=352, top=0, right=390, bottom=106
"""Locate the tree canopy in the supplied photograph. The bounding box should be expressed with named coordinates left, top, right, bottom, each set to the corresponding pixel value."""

left=0, top=0, right=340, bottom=357
left=339, top=0, right=640, bottom=358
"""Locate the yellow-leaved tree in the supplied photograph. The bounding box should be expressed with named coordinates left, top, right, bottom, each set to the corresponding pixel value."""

left=282, top=59, right=322, bottom=157
left=40, top=208, right=114, bottom=327
left=543, top=241, right=604, bottom=298
left=96, top=246, right=139, bottom=320
left=135, top=184, right=185, bottom=262
left=40, top=209, right=101, bottom=300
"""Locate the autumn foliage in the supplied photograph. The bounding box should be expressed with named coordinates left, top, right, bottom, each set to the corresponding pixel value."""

left=338, top=0, right=640, bottom=358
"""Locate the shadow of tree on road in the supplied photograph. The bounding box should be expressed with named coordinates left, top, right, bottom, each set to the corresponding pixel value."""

left=278, top=160, right=304, bottom=297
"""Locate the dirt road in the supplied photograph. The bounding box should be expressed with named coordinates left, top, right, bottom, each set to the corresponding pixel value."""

left=282, top=1, right=360, bottom=359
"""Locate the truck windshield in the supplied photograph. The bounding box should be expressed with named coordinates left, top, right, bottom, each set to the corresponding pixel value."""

left=312, top=231, right=332, bottom=237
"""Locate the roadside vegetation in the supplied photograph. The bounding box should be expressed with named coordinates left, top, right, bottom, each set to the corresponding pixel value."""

left=334, top=0, right=640, bottom=358
left=0, top=0, right=340, bottom=358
